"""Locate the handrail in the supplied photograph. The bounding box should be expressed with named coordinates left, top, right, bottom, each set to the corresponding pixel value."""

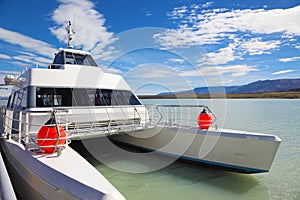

left=1, top=104, right=218, bottom=142
left=1, top=108, right=70, bottom=155
left=144, top=104, right=217, bottom=128
left=159, top=104, right=217, bottom=125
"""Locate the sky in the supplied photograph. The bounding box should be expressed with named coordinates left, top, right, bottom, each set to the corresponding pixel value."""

left=0, top=0, right=300, bottom=95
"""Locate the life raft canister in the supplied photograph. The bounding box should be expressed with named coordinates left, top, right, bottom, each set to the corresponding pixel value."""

left=37, top=116, right=67, bottom=153
left=197, top=108, right=212, bottom=130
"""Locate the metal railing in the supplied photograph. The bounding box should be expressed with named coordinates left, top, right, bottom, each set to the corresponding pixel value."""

left=0, top=104, right=218, bottom=145
left=68, top=105, right=148, bottom=139
left=145, top=104, right=217, bottom=128
left=1, top=107, right=70, bottom=155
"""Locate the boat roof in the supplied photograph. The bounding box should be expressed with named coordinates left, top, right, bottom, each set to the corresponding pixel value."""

left=58, top=47, right=91, bottom=55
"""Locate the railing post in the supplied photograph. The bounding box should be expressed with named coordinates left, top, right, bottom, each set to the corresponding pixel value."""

left=180, top=107, right=182, bottom=126
left=52, top=110, right=61, bottom=155
left=144, top=106, right=147, bottom=127
left=187, top=107, right=190, bottom=127
left=18, top=111, right=22, bottom=144
left=156, top=105, right=163, bottom=125
left=25, top=112, right=29, bottom=147
left=133, top=107, right=136, bottom=130
left=65, top=111, right=68, bottom=133
left=6, top=110, right=13, bottom=140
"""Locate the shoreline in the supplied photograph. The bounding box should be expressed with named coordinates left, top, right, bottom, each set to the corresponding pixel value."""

left=138, top=91, right=300, bottom=99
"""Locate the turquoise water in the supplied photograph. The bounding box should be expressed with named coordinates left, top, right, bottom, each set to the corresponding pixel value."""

left=90, top=99, right=300, bottom=200
left=1, top=99, right=299, bottom=199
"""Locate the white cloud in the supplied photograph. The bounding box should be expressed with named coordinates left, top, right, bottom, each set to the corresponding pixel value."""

left=16, top=51, right=36, bottom=57
left=202, top=2, right=214, bottom=8
left=167, top=6, right=188, bottom=19
left=279, top=56, right=300, bottom=63
left=0, top=27, right=56, bottom=58
left=154, top=28, right=222, bottom=48
left=197, top=43, right=241, bottom=65
left=169, top=58, right=185, bottom=64
left=124, top=63, right=195, bottom=94
left=155, top=5, right=300, bottom=56
left=50, top=0, right=113, bottom=51
left=0, top=70, right=20, bottom=75
left=196, top=37, right=281, bottom=66
left=9, top=61, right=30, bottom=68
left=101, top=66, right=122, bottom=74
left=181, top=65, right=258, bottom=77
left=271, top=70, right=295, bottom=75
left=11, top=54, right=51, bottom=67
left=146, top=11, right=152, bottom=17
left=240, top=38, right=281, bottom=55
left=34, top=56, right=52, bottom=64
left=92, top=37, right=119, bottom=61
left=137, top=65, right=175, bottom=79
left=0, top=53, right=11, bottom=60
left=13, top=55, right=33, bottom=64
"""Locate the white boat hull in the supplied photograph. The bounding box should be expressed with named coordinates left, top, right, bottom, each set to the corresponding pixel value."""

left=0, top=139, right=125, bottom=200
left=111, top=126, right=281, bottom=173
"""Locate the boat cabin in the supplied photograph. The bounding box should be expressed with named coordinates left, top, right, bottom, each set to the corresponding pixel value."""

left=5, top=47, right=142, bottom=111
left=49, top=48, right=98, bottom=69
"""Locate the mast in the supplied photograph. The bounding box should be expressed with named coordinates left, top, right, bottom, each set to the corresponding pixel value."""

left=65, top=21, right=75, bottom=48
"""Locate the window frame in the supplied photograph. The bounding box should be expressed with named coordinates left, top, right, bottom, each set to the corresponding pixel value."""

left=34, top=87, right=141, bottom=108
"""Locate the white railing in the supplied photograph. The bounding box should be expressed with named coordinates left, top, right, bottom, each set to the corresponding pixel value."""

left=145, top=105, right=217, bottom=128
left=0, top=104, right=218, bottom=144
left=1, top=107, right=70, bottom=155
left=68, top=105, right=148, bottom=139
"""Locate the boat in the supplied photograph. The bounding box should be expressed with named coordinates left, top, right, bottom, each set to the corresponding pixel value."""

left=0, top=20, right=281, bottom=198
left=0, top=21, right=126, bottom=200
left=111, top=105, right=281, bottom=173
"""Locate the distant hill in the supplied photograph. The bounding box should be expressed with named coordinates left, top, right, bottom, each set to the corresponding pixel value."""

left=289, top=88, right=300, bottom=92
left=0, top=96, right=8, bottom=100
left=158, top=78, right=300, bottom=95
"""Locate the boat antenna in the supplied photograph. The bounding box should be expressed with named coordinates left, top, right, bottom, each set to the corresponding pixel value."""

left=65, top=21, right=75, bottom=48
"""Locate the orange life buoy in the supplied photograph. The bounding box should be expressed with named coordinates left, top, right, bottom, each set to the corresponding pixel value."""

left=37, top=125, right=67, bottom=153
left=197, top=109, right=212, bottom=130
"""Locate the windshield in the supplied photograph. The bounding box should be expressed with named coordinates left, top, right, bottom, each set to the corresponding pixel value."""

left=65, top=52, right=98, bottom=67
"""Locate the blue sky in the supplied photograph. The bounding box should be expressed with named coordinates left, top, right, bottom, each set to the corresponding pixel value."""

left=0, top=0, right=300, bottom=95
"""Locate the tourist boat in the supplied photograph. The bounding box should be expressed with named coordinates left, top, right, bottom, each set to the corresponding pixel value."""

left=111, top=109, right=282, bottom=173
left=0, top=22, right=127, bottom=200
left=0, top=21, right=281, bottom=199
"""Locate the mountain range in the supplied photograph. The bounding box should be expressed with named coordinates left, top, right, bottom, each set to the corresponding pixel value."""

left=158, top=78, right=300, bottom=95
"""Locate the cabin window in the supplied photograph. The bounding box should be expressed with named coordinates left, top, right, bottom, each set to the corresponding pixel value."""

left=72, top=89, right=93, bottom=106
left=20, top=88, right=27, bottom=109
left=53, top=95, right=62, bottom=106
left=10, top=92, right=16, bottom=109
left=53, top=52, right=63, bottom=64
left=6, top=95, right=12, bottom=108
left=65, top=52, right=98, bottom=66
left=65, top=52, right=75, bottom=64
left=122, top=90, right=141, bottom=105
left=99, top=89, right=112, bottom=105
left=35, top=87, right=141, bottom=107
left=10, top=91, right=21, bottom=110
left=36, top=88, right=72, bottom=107
left=52, top=52, right=64, bottom=69
left=84, top=55, right=98, bottom=66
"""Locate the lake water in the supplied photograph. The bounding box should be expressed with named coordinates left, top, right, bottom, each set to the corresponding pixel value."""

left=1, top=99, right=299, bottom=199
left=88, top=99, right=300, bottom=200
